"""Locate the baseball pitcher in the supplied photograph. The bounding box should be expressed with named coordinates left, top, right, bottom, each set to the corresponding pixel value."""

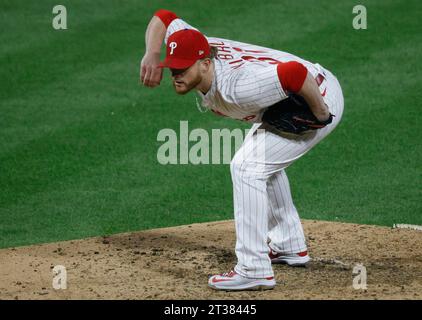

left=140, top=9, right=344, bottom=291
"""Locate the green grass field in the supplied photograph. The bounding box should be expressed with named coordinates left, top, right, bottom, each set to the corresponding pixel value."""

left=1, top=0, right=421, bottom=249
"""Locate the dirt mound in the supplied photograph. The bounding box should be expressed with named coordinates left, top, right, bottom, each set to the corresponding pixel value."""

left=0, top=220, right=421, bottom=300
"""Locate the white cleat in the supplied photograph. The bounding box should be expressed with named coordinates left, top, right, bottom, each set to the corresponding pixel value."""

left=208, top=270, right=276, bottom=291
left=269, top=250, right=311, bottom=267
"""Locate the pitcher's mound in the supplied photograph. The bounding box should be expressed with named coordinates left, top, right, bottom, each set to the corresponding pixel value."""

left=0, top=220, right=421, bottom=299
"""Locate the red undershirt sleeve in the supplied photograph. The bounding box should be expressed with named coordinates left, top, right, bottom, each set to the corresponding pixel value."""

left=276, top=61, right=308, bottom=93
left=154, top=9, right=178, bottom=28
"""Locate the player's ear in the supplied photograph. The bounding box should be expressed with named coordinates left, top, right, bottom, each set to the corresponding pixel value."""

left=199, top=58, right=211, bottom=73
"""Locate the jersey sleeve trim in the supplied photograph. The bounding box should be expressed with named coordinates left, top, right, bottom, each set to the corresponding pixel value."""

left=277, top=61, right=308, bottom=93
left=154, top=9, right=178, bottom=28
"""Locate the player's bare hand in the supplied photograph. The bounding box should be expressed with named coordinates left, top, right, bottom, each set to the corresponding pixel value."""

left=140, top=52, right=163, bottom=88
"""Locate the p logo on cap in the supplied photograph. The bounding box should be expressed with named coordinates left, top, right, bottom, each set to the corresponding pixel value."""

left=158, top=29, right=210, bottom=69
left=169, top=42, right=177, bottom=55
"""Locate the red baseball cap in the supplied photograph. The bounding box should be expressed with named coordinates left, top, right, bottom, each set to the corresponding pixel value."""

left=158, top=29, right=210, bottom=69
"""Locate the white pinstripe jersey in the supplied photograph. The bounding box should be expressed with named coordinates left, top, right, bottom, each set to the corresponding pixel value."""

left=165, top=19, right=324, bottom=123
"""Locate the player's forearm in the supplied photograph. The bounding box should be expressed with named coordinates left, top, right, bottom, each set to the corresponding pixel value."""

left=298, top=72, right=330, bottom=122
left=145, top=16, right=166, bottom=54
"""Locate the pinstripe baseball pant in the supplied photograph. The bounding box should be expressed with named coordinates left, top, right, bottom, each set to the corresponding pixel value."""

left=231, top=68, right=344, bottom=278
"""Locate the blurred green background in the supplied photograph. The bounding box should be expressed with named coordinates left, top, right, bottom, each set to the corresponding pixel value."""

left=1, top=0, right=421, bottom=248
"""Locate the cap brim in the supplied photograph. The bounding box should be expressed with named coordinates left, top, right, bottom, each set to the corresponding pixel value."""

left=158, top=57, right=196, bottom=69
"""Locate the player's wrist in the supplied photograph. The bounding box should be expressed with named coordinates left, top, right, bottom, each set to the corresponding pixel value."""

left=145, top=49, right=161, bottom=58
left=313, top=104, right=330, bottom=122
left=317, top=112, right=334, bottom=124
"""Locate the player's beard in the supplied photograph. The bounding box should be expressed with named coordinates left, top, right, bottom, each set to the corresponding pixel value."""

left=173, top=72, right=202, bottom=95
